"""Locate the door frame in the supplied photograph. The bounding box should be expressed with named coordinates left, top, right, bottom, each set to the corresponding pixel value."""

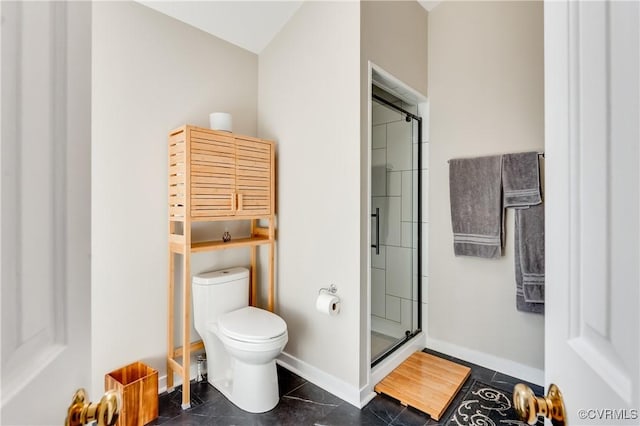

left=361, top=61, right=428, bottom=406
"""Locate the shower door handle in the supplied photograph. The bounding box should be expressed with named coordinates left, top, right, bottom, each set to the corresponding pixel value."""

left=371, top=207, right=380, bottom=255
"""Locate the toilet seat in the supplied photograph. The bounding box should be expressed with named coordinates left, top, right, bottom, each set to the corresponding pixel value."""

left=218, top=306, right=287, bottom=343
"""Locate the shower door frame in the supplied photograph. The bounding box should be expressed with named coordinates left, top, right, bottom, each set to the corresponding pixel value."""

left=369, top=91, right=423, bottom=367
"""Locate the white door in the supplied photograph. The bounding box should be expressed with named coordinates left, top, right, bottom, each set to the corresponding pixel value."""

left=1, top=1, right=92, bottom=424
left=545, top=0, right=639, bottom=425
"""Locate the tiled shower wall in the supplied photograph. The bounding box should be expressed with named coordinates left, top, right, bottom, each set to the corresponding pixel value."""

left=371, top=99, right=429, bottom=338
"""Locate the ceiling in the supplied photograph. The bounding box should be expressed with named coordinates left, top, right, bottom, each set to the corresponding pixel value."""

left=138, top=1, right=438, bottom=55
left=138, top=1, right=304, bottom=54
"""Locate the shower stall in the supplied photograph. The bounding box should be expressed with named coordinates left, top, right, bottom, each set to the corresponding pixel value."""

left=370, top=87, right=422, bottom=365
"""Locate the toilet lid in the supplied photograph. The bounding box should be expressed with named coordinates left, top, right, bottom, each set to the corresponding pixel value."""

left=218, top=306, right=287, bottom=342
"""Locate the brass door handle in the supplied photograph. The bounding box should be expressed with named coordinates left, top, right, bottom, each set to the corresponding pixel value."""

left=65, top=388, right=121, bottom=426
left=513, top=383, right=566, bottom=426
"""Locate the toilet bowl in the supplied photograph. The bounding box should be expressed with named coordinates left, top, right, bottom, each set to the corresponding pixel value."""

left=192, top=267, right=288, bottom=413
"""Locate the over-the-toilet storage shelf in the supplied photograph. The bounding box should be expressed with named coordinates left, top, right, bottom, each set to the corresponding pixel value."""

left=166, top=124, right=276, bottom=409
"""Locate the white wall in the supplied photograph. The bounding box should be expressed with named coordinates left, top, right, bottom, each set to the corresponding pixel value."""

left=91, top=1, right=258, bottom=397
left=427, top=1, right=545, bottom=377
left=361, top=1, right=428, bottom=96
left=258, top=1, right=362, bottom=401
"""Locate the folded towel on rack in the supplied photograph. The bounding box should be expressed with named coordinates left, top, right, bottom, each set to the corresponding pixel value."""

left=515, top=203, right=545, bottom=314
left=449, top=155, right=503, bottom=259
left=502, top=152, right=542, bottom=208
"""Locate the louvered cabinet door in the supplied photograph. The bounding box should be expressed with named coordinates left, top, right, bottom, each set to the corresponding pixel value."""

left=189, top=130, right=237, bottom=219
left=235, top=137, right=273, bottom=216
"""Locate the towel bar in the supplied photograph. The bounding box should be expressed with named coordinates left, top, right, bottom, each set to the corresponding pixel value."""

left=447, top=152, right=544, bottom=164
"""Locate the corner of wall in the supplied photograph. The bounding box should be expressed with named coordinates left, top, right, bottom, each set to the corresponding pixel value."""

left=257, top=0, right=362, bottom=391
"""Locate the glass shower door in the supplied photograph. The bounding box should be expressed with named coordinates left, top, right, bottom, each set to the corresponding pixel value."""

left=370, top=93, right=421, bottom=365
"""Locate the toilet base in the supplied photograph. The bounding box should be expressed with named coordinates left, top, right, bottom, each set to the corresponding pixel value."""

left=211, top=359, right=279, bottom=413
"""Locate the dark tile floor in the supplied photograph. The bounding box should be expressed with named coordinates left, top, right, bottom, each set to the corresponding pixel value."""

left=153, top=348, right=544, bottom=426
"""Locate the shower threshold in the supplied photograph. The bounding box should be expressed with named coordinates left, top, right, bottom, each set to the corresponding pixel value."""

left=371, top=328, right=421, bottom=367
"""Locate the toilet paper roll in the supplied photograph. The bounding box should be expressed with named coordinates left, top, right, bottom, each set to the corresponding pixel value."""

left=209, top=112, right=232, bottom=132
left=316, top=293, right=340, bottom=316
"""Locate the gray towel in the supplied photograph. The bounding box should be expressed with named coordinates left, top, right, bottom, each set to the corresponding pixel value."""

left=515, top=203, right=545, bottom=314
left=449, top=156, right=503, bottom=259
left=502, top=152, right=542, bottom=208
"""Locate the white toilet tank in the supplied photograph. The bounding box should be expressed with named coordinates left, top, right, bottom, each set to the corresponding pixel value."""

left=192, top=267, right=249, bottom=327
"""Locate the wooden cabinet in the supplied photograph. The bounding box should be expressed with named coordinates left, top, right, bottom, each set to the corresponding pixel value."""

left=166, top=125, right=276, bottom=409
left=168, top=126, right=274, bottom=221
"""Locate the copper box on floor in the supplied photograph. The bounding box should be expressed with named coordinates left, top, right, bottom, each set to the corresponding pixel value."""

left=105, top=361, right=158, bottom=426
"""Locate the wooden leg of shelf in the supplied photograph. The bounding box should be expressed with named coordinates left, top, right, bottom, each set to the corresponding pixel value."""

left=250, top=247, right=257, bottom=306
left=268, top=241, right=274, bottom=312
left=268, top=217, right=275, bottom=240
left=167, top=228, right=176, bottom=391
left=268, top=218, right=275, bottom=312
left=250, top=220, right=257, bottom=306
left=181, top=251, right=191, bottom=409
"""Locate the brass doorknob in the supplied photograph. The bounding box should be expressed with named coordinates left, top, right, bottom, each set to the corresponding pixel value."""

left=513, top=383, right=566, bottom=426
left=65, top=388, right=121, bottom=426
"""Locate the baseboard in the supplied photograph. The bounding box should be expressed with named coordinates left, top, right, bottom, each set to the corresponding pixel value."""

left=359, top=385, right=377, bottom=409
left=276, top=352, right=361, bottom=408
left=158, top=375, right=171, bottom=395
left=425, top=336, right=544, bottom=386
left=159, top=351, right=363, bottom=408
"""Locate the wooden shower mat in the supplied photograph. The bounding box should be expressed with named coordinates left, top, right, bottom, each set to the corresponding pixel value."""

left=374, top=351, right=471, bottom=420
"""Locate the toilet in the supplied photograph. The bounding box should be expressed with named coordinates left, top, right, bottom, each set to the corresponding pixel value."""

left=192, top=267, right=288, bottom=413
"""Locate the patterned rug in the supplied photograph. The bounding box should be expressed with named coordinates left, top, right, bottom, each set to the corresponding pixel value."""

left=444, top=381, right=544, bottom=426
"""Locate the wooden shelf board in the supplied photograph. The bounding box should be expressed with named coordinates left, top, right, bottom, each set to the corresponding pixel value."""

left=191, top=215, right=272, bottom=222
left=173, top=340, right=205, bottom=359
left=191, top=236, right=272, bottom=252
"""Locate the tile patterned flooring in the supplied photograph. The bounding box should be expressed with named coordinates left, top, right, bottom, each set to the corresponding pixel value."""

left=154, top=348, right=544, bottom=426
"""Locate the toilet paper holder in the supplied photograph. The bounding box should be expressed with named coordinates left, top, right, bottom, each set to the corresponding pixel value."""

left=319, top=284, right=338, bottom=296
